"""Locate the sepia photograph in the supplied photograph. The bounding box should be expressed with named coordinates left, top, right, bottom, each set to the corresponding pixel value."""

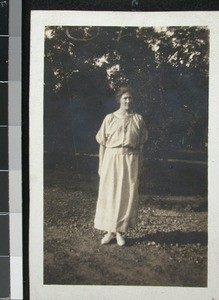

left=29, top=11, right=219, bottom=300
left=43, top=25, right=208, bottom=286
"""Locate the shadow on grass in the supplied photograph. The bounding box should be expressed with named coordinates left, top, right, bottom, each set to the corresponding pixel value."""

left=126, top=231, right=207, bottom=247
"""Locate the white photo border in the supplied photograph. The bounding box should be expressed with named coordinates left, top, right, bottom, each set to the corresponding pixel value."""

left=29, top=10, right=219, bottom=300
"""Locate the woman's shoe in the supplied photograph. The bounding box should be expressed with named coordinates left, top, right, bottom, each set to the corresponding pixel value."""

left=101, top=233, right=115, bottom=245
left=116, top=233, right=125, bottom=246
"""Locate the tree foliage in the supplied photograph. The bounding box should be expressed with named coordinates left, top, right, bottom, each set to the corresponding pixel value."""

left=44, top=26, right=209, bottom=164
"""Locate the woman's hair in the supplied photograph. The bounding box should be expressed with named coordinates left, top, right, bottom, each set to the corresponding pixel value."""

left=115, top=86, right=134, bottom=103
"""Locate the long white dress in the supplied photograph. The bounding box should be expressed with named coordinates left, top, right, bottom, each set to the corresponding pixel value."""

left=94, top=112, right=148, bottom=232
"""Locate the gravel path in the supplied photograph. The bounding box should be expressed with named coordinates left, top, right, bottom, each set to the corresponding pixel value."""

left=44, top=172, right=207, bottom=286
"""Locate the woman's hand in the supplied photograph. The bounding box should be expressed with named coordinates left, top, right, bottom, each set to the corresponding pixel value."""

left=98, top=145, right=105, bottom=177
left=98, top=166, right=101, bottom=177
left=138, top=146, right=143, bottom=179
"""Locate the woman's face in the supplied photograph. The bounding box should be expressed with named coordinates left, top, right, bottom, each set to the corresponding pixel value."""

left=119, top=92, right=133, bottom=111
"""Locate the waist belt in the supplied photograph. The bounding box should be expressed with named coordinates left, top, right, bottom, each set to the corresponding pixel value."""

left=105, top=147, right=139, bottom=155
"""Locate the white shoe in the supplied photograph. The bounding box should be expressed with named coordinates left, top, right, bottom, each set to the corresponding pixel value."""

left=101, top=233, right=114, bottom=245
left=116, top=233, right=125, bottom=246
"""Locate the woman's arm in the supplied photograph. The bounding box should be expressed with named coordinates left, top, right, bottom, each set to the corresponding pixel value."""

left=138, top=145, right=144, bottom=179
left=98, top=144, right=106, bottom=176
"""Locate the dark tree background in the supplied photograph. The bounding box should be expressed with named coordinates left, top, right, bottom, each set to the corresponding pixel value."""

left=43, top=26, right=209, bottom=169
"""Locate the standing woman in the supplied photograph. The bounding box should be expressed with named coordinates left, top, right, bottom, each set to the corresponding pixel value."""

left=94, top=86, right=148, bottom=246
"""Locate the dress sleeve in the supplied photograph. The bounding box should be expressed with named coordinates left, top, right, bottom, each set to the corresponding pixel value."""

left=139, top=116, right=148, bottom=146
left=96, top=115, right=109, bottom=146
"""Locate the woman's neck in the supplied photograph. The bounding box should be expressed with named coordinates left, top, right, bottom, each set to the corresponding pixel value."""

left=116, top=108, right=133, bottom=116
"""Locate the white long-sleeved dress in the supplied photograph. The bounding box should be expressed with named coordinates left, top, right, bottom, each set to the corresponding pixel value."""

left=94, top=112, right=148, bottom=232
